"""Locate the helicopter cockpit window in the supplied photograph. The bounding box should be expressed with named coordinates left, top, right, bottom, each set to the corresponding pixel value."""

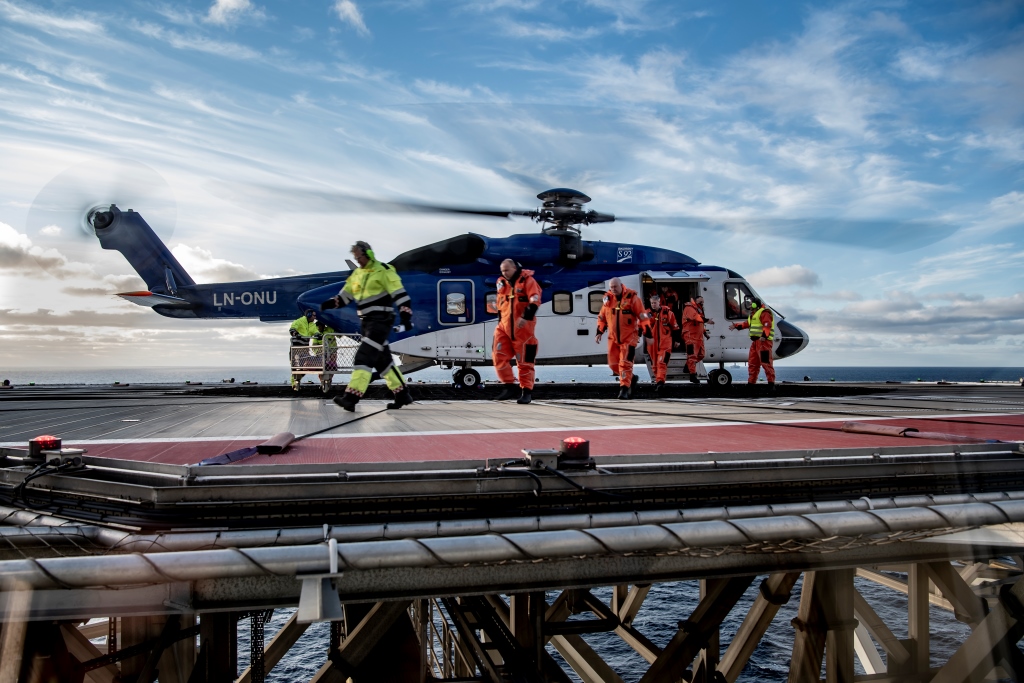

left=552, top=292, right=572, bottom=315
left=588, top=291, right=604, bottom=315
left=725, top=282, right=755, bottom=320
left=485, top=293, right=497, bottom=315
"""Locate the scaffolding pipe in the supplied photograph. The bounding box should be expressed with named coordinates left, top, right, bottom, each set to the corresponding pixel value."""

left=3, top=490, right=1024, bottom=552
left=0, top=497, right=1022, bottom=590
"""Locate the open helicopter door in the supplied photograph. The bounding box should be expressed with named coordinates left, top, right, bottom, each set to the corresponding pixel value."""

left=640, top=270, right=713, bottom=382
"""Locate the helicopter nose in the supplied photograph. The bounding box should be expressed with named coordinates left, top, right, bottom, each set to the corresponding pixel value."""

left=775, top=320, right=810, bottom=358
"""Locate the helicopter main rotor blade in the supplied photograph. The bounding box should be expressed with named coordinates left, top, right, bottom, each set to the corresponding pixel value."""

left=208, top=180, right=530, bottom=219
left=614, top=215, right=957, bottom=251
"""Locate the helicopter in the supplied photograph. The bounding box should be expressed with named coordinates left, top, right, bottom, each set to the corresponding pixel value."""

left=84, top=187, right=811, bottom=386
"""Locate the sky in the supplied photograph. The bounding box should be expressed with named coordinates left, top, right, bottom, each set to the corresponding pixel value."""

left=0, top=0, right=1022, bottom=369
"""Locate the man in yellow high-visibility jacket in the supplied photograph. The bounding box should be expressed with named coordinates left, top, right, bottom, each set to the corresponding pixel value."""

left=323, top=241, right=414, bottom=411
left=289, top=309, right=318, bottom=390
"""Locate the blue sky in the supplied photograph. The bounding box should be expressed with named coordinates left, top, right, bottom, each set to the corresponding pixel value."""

left=0, top=0, right=1022, bottom=368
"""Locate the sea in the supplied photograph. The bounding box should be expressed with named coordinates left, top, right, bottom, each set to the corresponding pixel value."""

left=24, top=364, right=1008, bottom=678
left=2, top=365, right=1022, bottom=387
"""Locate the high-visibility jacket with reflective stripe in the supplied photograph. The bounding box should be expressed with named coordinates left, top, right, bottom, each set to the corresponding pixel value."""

left=290, top=317, right=318, bottom=338
left=746, top=307, right=774, bottom=340
left=338, top=260, right=410, bottom=316
left=313, top=326, right=337, bottom=349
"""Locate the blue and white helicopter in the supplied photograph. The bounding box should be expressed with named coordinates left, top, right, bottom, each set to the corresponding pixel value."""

left=83, top=187, right=814, bottom=386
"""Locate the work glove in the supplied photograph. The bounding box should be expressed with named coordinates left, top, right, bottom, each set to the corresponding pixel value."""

left=643, top=328, right=653, bottom=339
left=320, top=297, right=340, bottom=311
left=289, top=329, right=300, bottom=338
left=399, top=306, right=413, bottom=331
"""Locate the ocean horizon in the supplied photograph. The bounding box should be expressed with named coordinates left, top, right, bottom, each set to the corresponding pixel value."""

left=1, top=365, right=1021, bottom=387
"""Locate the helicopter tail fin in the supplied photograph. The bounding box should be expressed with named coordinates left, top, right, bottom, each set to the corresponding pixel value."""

left=94, top=205, right=195, bottom=294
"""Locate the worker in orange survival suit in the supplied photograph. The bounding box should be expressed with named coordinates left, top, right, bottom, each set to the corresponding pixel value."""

left=596, top=277, right=651, bottom=400
left=489, top=258, right=542, bottom=404
left=644, top=293, right=679, bottom=394
left=681, top=295, right=714, bottom=384
left=730, top=298, right=775, bottom=386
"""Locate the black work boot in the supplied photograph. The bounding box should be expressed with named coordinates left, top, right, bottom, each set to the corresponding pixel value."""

left=631, top=374, right=639, bottom=391
left=768, top=381, right=777, bottom=394
left=387, top=388, right=414, bottom=409
left=689, top=372, right=700, bottom=384
left=617, top=386, right=629, bottom=400
left=495, top=383, right=519, bottom=401
left=653, top=381, right=665, bottom=394
left=517, top=388, right=533, bottom=405
left=334, top=392, right=359, bottom=412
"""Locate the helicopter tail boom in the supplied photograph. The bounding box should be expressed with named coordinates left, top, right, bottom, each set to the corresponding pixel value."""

left=92, top=205, right=195, bottom=295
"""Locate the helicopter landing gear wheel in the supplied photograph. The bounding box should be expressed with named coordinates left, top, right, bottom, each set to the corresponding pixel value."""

left=708, top=369, right=733, bottom=386
left=454, top=367, right=480, bottom=388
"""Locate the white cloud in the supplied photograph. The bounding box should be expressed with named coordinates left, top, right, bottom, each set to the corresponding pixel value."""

left=581, top=50, right=689, bottom=104
left=0, top=221, right=92, bottom=279
left=131, top=21, right=261, bottom=60
left=499, top=20, right=602, bottom=41
left=171, top=244, right=261, bottom=283
left=0, top=0, right=103, bottom=36
left=333, top=0, right=369, bottom=36
left=748, top=265, right=821, bottom=288
left=206, top=0, right=264, bottom=26
left=414, top=79, right=472, bottom=100
left=793, top=290, right=1024, bottom=346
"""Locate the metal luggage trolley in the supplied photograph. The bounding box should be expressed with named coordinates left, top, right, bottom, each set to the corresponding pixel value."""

left=289, top=333, right=361, bottom=393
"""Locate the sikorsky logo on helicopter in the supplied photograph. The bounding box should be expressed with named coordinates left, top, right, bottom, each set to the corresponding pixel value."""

left=212, top=291, right=278, bottom=306
left=616, top=247, right=633, bottom=263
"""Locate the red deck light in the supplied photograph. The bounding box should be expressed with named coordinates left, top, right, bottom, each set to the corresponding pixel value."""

left=558, top=436, right=591, bottom=467
left=28, top=435, right=61, bottom=457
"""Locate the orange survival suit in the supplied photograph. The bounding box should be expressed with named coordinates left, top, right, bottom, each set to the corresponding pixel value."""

left=597, top=286, right=651, bottom=388
left=490, top=268, right=542, bottom=389
left=681, top=299, right=710, bottom=377
left=645, top=304, right=678, bottom=384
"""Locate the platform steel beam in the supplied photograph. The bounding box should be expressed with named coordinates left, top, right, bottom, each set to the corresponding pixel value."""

left=692, top=579, right=722, bottom=683
left=59, top=623, right=118, bottom=683
left=820, top=569, right=856, bottom=683
left=639, top=575, right=754, bottom=683
left=333, top=600, right=412, bottom=674
left=719, top=572, right=799, bottom=683
left=924, top=562, right=989, bottom=626
left=853, top=589, right=910, bottom=671
left=237, top=612, right=309, bottom=683
left=550, top=633, right=624, bottom=683
left=908, top=564, right=930, bottom=676
left=853, top=622, right=885, bottom=675
left=0, top=580, right=31, bottom=683
left=788, top=572, right=827, bottom=683
left=195, top=612, right=237, bottom=683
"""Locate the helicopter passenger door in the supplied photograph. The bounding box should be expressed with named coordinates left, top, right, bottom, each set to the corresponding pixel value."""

left=640, top=270, right=712, bottom=378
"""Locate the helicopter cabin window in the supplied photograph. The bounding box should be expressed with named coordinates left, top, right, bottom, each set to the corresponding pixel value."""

left=725, top=282, right=755, bottom=320
left=446, top=292, right=466, bottom=316
left=588, top=291, right=604, bottom=315
left=485, top=292, right=497, bottom=315
left=552, top=292, right=572, bottom=315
